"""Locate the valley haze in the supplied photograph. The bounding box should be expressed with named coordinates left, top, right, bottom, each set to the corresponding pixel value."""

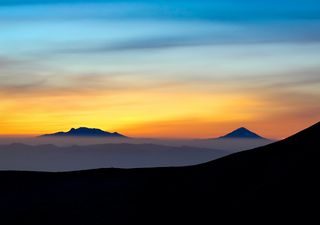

left=0, top=127, right=272, bottom=172
left=0, top=127, right=272, bottom=171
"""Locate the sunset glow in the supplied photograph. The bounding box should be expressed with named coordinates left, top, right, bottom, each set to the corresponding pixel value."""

left=1, top=0, right=320, bottom=138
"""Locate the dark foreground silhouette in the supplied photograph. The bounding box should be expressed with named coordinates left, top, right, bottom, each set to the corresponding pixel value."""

left=1, top=122, right=319, bottom=224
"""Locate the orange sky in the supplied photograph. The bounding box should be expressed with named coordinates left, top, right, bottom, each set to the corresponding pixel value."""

left=1, top=1, right=320, bottom=139
left=1, top=81, right=319, bottom=139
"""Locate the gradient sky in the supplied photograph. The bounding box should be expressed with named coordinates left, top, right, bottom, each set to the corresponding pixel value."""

left=1, top=0, right=320, bottom=138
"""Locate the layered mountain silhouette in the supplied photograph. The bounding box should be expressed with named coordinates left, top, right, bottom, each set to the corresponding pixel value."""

left=219, top=127, right=265, bottom=139
left=41, top=127, right=127, bottom=138
left=1, top=121, right=319, bottom=224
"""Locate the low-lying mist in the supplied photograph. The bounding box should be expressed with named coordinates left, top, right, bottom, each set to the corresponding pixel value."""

left=0, top=136, right=273, bottom=152
left=0, top=136, right=273, bottom=172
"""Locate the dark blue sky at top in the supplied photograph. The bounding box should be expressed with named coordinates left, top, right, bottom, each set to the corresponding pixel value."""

left=1, top=0, right=320, bottom=21
left=1, top=0, right=320, bottom=69
left=1, top=0, right=320, bottom=58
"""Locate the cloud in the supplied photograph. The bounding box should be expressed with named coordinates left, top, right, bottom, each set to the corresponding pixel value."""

left=0, top=57, right=21, bottom=68
left=0, top=71, right=190, bottom=97
left=58, top=36, right=207, bottom=54
left=0, top=75, right=47, bottom=94
left=50, top=21, right=320, bottom=55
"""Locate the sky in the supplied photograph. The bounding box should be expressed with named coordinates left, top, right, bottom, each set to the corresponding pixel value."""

left=0, top=0, right=320, bottom=139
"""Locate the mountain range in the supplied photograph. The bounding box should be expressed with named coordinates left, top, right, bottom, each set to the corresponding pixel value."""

left=40, top=126, right=265, bottom=139
left=0, top=121, right=319, bottom=224
left=41, top=127, right=127, bottom=138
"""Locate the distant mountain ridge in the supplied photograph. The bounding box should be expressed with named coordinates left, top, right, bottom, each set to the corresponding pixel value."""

left=41, top=127, right=127, bottom=138
left=219, top=127, right=265, bottom=139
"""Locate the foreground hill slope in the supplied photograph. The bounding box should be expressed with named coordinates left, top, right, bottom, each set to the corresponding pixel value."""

left=0, top=122, right=319, bottom=224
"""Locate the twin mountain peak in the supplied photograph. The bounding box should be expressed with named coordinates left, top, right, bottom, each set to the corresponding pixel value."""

left=41, top=127, right=127, bottom=138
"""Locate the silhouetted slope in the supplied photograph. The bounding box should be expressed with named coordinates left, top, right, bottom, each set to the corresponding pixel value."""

left=41, top=127, right=127, bottom=138
left=219, top=127, right=265, bottom=139
left=0, top=122, right=319, bottom=224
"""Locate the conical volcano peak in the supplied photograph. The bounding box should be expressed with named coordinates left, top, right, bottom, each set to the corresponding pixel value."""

left=220, top=127, right=264, bottom=139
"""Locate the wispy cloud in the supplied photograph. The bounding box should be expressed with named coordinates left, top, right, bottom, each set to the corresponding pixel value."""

left=1, top=0, right=320, bottom=137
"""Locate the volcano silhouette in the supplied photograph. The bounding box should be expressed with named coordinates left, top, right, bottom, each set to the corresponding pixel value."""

left=219, top=127, right=265, bottom=139
left=41, top=127, right=127, bottom=138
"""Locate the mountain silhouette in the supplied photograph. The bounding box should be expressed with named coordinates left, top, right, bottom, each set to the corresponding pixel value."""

left=41, top=127, right=127, bottom=138
left=0, top=121, right=319, bottom=224
left=219, top=127, right=264, bottom=139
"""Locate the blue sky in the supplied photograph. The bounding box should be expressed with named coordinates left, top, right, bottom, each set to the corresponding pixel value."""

left=0, top=0, right=320, bottom=137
